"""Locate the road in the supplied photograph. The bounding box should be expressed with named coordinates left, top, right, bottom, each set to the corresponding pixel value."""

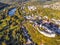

left=0, top=2, right=10, bottom=10
left=21, top=25, right=36, bottom=45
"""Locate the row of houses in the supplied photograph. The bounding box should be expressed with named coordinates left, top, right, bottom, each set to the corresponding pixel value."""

left=36, top=18, right=60, bottom=37
left=33, top=20, right=56, bottom=37
left=24, top=15, right=60, bottom=37
left=24, top=15, right=42, bottom=20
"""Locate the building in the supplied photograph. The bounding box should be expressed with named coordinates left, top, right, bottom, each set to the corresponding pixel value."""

left=28, top=6, right=36, bottom=11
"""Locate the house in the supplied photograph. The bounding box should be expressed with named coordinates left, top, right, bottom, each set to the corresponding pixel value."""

left=26, top=39, right=32, bottom=44
left=43, top=5, right=50, bottom=8
left=28, top=6, right=36, bottom=11
left=51, top=19, right=60, bottom=25
left=56, top=20, right=60, bottom=25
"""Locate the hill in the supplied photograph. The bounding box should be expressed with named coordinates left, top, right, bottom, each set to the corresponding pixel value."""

left=43, top=2, right=60, bottom=10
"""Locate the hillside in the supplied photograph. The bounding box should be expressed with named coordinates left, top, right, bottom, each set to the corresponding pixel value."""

left=0, top=0, right=60, bottom=4
left=43, top=2, right=60, bottom=10
left=0, top=0, right=60, bottom=45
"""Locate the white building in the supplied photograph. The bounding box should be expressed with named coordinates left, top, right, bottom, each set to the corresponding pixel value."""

left=37, top=27, right=56, bottom=38
left=28, top=6, right=36, bottom=11
left=56, top=20, right=60, bottom=25
left=43, top=5, right=50, bottom=8
left=51, top=19, right=60, bottom=25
